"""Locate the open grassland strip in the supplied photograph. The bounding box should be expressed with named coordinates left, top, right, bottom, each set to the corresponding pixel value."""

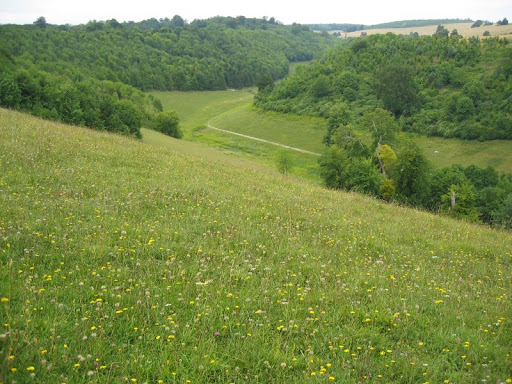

left=149, top=89, right=255, bottom=136
left=149, top=91, right=512, bottom=176
left=206, top=121, right=322, bottom=156
left=1, top=108, right=512, bottom=383
left=413, top=135, right=512, bottom=174
left=208, top=105, right=326, bottom=154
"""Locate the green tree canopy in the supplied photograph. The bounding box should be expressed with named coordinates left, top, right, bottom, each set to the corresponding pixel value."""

left=34, top=16, right=47, bottom=28
left=392, top=144, right=430, bottom=206
left=152, top=110, right=182, bottom=139
left=311, top=75, right=331, bottom=98
left=360, top=108, right=400, bottom=150
left=376, top=64, right=420, bottom=116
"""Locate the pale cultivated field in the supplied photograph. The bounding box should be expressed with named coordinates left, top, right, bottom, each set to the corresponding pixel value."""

left=339, top=22, right=512, bottom=38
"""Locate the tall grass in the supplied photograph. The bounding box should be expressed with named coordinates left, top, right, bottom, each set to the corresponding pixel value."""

left=1, top=108, right=511, bottom=383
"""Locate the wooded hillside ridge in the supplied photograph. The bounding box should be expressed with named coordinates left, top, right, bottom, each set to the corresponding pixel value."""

left=255, top=33, right=512, bottom=142
left=0, top=16, right=337, bottom=138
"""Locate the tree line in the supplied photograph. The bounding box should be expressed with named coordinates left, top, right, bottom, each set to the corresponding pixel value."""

left=317, top=106, right=512, bottom=228
left=256, top=33, right=511, bottom=141
left=0, top=16, right=336, bottom=138
left=0, top=16, right=336, bottom=91
left=255, top=33, right=511, bottom=228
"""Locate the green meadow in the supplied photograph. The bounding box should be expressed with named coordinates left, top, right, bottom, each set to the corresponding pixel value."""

left=1, top=108, right=511, bottom=383
left=147, top=91, right=512, bottom=178
left=149, top=90, right=255, bottom=137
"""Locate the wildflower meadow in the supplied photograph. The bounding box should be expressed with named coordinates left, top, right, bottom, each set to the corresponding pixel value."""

left=1, top=109, right=511, bottom=383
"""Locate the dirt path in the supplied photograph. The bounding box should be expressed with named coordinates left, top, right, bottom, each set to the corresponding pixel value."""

left=206, top=121, right=322, bottom=156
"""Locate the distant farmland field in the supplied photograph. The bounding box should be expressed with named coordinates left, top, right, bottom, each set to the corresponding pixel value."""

left=340, top=22, right=512, bottom=38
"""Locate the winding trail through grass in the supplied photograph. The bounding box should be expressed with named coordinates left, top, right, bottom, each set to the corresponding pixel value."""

left=206, top=120, right=322, bottom=156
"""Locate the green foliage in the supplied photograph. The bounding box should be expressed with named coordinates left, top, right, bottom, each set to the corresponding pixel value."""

left=152, top=110, right=182, bottom=139
left=360, top=108, right=400, bottom=149
left=450, top=29, right=461, bottom=38
left=0, top=18, right=337, bottom=91
left=376, top=144, right=397, bottom=175
left=111, top=100, right=143, bottom=138
left=392, top=144, right=431, bottom=206
left=0, top=73, right=22, bottom=108
left=428, top=165, right=468, bottom=209
left=376, top=64, right=420, bottom=115
left=256, top=74, right=274, bottom=92
left=380, top=178, right=395, bottom=200
left=331, top=124, right=369, bottom=157
left=0, top=66, right=160, bottom=138
left=426, top=164, right=512, bottom=224
left=311, top=75, right=331, bottom=98
left=323, top=102, right=353, bottom=145
left=256, top=33, right=512, bottom=141
left=433, top=24, right=449, bottom=37
left=441, top=184, right=480, bottom=221
left=276, top=149, right=294, bottom=175
left=33, top=16, right=47, bottom=28
left=319, top=147, right=381, bottom=195
left=492, top=194, right=512, bottom=228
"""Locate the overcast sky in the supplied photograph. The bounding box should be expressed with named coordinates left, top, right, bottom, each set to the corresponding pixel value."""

left=1, top=0, right=510, bottom=26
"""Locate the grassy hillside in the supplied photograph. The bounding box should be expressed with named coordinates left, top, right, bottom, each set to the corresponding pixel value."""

left=147, top=90, right=324, bottom=182
left=1, top=108, right=511, bottom=383
left=149, top=90, right=255, bottom=137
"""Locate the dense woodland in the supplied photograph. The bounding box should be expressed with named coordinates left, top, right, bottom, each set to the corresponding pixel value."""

left=0, top=16, right=335, bottom=90
left=0, top=16, right=336, bottom=137
left=256, top=32, right=512, bottom=227
left=255, top=33, right=512, bottom=141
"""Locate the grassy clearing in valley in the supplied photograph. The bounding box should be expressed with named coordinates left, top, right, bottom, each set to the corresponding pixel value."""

left=147, top=90, right=323, bottom=182
left=149, top=90, right=255, bottom=137
left=147, top=90, right=512, bottom=181
left=413, top=134, right=512, bottom=173
left=208, top=105, right=325, bottom=154
left=1, top=108, right=511, bottom=383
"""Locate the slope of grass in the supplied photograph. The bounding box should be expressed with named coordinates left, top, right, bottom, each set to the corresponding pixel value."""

left=149, top=90, right=255, bottom=137
left=1, top=108, right=511, bottom=383
left=413, top=134, right=512, bottom=172
left=147, top=91, right=512, bottom=179
left=209, top=105, right=325, bottom=154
